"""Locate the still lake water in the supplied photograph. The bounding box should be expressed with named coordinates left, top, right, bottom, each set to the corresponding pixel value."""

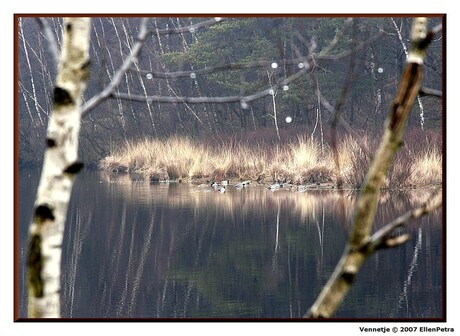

left=17, top=167, right=443, bottom=319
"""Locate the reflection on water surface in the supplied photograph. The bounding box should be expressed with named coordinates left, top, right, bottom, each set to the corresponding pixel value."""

left=18, top=168, right=443, bottom=319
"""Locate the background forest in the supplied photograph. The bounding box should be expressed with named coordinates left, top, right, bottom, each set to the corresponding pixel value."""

left=18, top=16, right=442, bottom=167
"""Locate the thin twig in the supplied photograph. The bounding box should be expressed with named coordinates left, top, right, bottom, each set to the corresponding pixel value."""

left=365, top=190, right=442, bottom=252
left=81, top=17, right=227, bottom=117
left=152, top=17, right=226, bottom=36
left=305, top=18, right=437, bottom=319
left=81, top=18, right=149, bottom=117
left=35, top=18, right=59, bottom=68
left=419, top=87, right=442, bottom=98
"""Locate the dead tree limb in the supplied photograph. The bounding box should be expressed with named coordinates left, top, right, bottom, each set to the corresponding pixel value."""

left=132, top=57, right=308, bottom=79
left=365, top=191, right=441, bottom=252
left=305, top=17, right=439, bottom=318
left=114, top=63, right=310, bottom=105
left=153, top=17, right=225, bottom=35
left=419, top=86, right=442, bottom=98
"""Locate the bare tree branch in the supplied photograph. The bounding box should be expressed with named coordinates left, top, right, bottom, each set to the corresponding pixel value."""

left=81, top=18, right=149, bottom=117
left=419, top=86, right=442, bottom=98
left=291, top=25, right=384, bottom=63
left=152, top=17, right=226, bottom=35
left=391, top=17, right=427, bottom=129
left=114, top=63, right=311, bottom=105
left=305, top=17, right=439, bottom=319
left=309, top=72, right=365, bottom=151
left=329, top=19, right=361, bottom=189
left=35, top=18, right=59, bottom=68
left=313, top=30, right=384, bottom=61
left=133, top=57, right=308, bottom=79
left=432, top=23, right=442, bottom=36
left=291, top=24, right=378, bottom=144
left=81, top=18, right=227, bottom=118
left=365, top=190, right=442, bottom=252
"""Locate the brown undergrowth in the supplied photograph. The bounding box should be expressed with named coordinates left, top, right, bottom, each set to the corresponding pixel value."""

left=99, top=129, right=442, bottom=188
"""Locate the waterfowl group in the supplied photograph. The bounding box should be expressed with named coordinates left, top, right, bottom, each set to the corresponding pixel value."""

left=210, top=180, right=228, bottom=193
left=198, top=179, right=333, bottom=193
left=268, top=180, right=294, bottom=191
left=209, top=179, right=252, bottom=192
left=235, top=180, right=251, bottom=189
left=268, top=182, right=281, bottom=191
left=297, top=185, right=308, bottom=193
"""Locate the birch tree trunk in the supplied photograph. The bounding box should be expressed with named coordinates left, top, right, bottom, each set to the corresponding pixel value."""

left=27, top=17, right=91, bottom=318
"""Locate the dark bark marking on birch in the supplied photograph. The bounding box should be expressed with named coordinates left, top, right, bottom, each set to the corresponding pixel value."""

left=53, top=86, right=74, bottom=105
left=46, top=138, right=57, bottom=148
left=34, top=204, right=55, bottom=223
left=64, top=161, right=84, bottom=175
left=28, top=234, right=44, bottom=297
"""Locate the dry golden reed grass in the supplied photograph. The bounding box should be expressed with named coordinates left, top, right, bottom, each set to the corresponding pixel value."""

left=99, top=132, right=442, bottom=188
left=408, top=148, right=442, bottom=186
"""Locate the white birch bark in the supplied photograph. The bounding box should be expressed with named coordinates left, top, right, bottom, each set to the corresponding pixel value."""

left=27, top=17, right=91, bottom=318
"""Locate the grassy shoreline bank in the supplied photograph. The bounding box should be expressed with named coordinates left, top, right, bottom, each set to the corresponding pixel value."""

left=99, top=130, right=442, bottom=189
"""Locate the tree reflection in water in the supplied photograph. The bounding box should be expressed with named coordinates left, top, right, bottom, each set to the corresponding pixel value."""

left=18, top=168, right=442, bottom=319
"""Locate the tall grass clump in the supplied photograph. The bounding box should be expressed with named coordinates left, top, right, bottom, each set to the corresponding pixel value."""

left=287, top=136, right=334, bottom=184
left=408, top=148, right=442, bottom=186
left=99, top=130, right=442, bottom=187
left=403, top=129, right=442, bottom=186
left=289, top=136, right=319, bottom=171
left=215, top=143, right=268, bottom=180
left=332, top=135, right=374, bottom=188
left=99, top=136, right=212, bottom=181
